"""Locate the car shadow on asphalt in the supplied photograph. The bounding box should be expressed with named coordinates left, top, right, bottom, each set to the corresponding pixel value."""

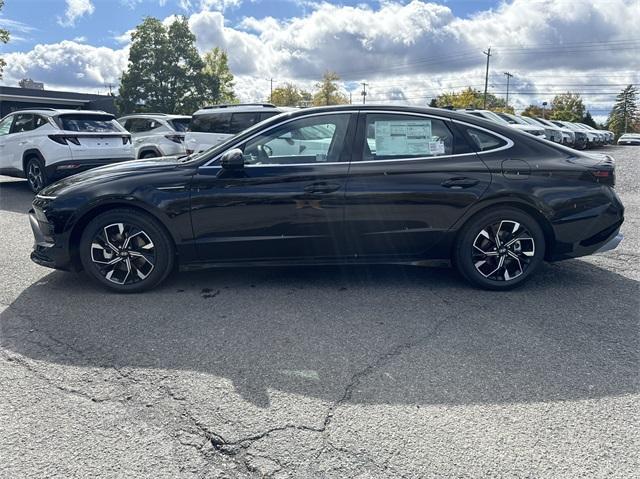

left=0, top=179, right=33, bottom=215
left=1, top=259, right=637, bottom=409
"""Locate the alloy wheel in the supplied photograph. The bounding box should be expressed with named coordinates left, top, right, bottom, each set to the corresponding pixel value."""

left=27, top=161, right=44, bottom=191
left=472, top=220, right=535, bottom=281
left=90, top=223, right=156, bottom=285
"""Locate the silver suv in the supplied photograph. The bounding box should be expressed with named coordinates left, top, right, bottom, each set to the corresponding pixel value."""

left=184, top=104, right=283, bottom=154
left=117, top=113, right=191, bottom=159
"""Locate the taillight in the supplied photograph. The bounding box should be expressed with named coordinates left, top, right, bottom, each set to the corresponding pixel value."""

left=591, top=168, right=615, bottom=187
left=122, top=136, right=132, bottom=145
left=165, top=134, right=184, bottom=144
left=48, top=135, right=80, bottom=145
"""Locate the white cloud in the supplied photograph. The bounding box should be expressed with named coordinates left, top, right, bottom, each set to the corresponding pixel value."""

left=58, top=0, right=95, bottom=27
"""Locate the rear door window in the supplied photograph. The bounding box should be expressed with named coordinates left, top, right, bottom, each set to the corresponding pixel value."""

left=259, top=111, right=279, bottom=122
left=229, top=113, right=260, bottom=134
left=361, top=114, right=454, bottom=161
left=56, top=114, right=119, bottom=132
left=190, top=113, right=231, bottom=134
left=168, top=118, right=190, bottom=132
left=10, top=114, right=34, bottom=133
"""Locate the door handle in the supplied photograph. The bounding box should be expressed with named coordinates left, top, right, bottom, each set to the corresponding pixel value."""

left=441, top=177, right=480, bottom=189
left=304, top=182, right=341, bottom=194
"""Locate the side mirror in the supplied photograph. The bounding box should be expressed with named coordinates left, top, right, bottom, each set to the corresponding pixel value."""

left=220, top=148, right=244, bottom=170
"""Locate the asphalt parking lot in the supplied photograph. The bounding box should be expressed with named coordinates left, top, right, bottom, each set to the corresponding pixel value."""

left=0, top=146, right=638, bottom=478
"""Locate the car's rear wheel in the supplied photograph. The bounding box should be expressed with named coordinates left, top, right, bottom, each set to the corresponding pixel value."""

left=25, top=157, right=48, bottom=193
left=79, top=209, right=174, bottom=293
left=454, top=207, right=546, bottom=290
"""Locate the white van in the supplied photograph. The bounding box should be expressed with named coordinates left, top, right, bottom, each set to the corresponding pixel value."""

left=184, top=104, right=283, bottom=154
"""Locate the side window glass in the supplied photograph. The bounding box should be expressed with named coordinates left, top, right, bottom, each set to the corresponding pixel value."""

left=0, top=116, right=14, bottom=136
left=229, top=113, right=259, bottom=134
left=362, top=114, right=453, bottom=160
left=242, top=114, right=350, bottom=165
left=259, top=112, right=278, bottom=122
left=191, top=113, right=231, bottom=134
left=464, top=127, right=507, bottom=152
left=33, top=115, right=48, bottom=129
left=11, top=114, right=34, bottom=133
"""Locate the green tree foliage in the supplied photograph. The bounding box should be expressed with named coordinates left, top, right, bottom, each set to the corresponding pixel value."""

left=269, top=83, right=311, bottom=107
left=607, top=84, right=639, bottom=137
left=312, top=72, right=348, bottom=106
left=201, top=47, right=237, bottom=105
left=0, top=1, right=9, bottom=79
left=433, top=87, right=513, bottom=113
left=521, top=105, right=544, bottom=118
left=118, top=17, right=205, bottom=115
left=550, top=93, right=585, bottom=122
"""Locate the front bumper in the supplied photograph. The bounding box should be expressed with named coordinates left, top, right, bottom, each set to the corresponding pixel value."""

left=595, top=233, right=623, bottom=254
left=29, top=210, right=73, bottom=271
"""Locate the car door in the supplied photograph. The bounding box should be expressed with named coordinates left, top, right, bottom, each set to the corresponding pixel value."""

left=343, top=112, right=493, bottom=259
left=189, top=112, right=356, bottom=262
left=7, top=114, right=34, bottom=169
left=0, top=115, right=15, bottom=171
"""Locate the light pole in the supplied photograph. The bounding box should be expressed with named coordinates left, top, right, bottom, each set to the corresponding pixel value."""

left=542, top=101, right=548, bottom=119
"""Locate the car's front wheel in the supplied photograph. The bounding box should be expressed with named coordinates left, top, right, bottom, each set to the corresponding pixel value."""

left=454, top=207, right=546, bottom=290
left=79, top=209, right=174, bottom=293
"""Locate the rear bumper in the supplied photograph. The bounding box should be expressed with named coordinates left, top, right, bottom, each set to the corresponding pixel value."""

left=46, top=157, right=134, bottom=180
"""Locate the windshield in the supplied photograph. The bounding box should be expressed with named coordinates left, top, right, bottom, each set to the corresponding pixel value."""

left=481, top=111, right=511, bottom=125
left=55, top=114, right=120, bottom=132
left=520, top=116, right=543, bottom=127
left=169, top=118, right=190, bottom=132
left=495, top=112, right=518, bottom=124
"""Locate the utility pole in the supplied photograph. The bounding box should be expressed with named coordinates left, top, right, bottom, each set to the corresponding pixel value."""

left=503, top=72, right=513, bottom=108
left=269, top=78, right=274, bottom=102
left=349, top=91, right=352, bottom=105
left=482, top=47, right=492, bottom=109
left=361, top=82, right=368, bottom=105
left=623, top=89, right=628, bottom=133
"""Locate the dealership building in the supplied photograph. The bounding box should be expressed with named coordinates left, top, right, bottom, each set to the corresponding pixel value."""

left=0, top=86, right=117, bottom=117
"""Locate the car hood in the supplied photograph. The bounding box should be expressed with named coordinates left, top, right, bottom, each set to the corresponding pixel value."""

left=39, top=156, right=183, bottom=197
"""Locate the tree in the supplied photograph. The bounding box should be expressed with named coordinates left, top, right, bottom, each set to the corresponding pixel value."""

left=312, top=71, right=348, bottom=106
left=433, top=87, right=513, bottom=113
left=522, top=105, right=544, bottom=118
left=607, top=84, right=639, bottom=137
left=118, top=17, right=205, bottom=115
left=201, top=47, right=236, bottom=106
left=550, top=93, right=585, bottom=122
left=581, top=111, right=597, bottom=128
left=0, top=1, right=9, bottom=79
left=270, top=83, right=310, bottom=107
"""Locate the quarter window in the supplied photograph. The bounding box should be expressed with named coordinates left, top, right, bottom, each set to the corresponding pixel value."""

left=33, top=115, right=49, bottom=129
left=464, top=127, right=507, bottom=152
left=362, top=114, right=454, bottom=160
left=241, top=114, right=351, bottom=165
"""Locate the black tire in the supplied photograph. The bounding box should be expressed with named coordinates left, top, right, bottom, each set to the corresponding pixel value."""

left=25, top=156, right=49, bottom=193
left=79, top=208, right=175, bottom=293
left=453, top=207, right=546, bottom=291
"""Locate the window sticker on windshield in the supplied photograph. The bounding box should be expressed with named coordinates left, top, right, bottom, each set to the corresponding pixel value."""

left=375, top=120, right=432, bottom=156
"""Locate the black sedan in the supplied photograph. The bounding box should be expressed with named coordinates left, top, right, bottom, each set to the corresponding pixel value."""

left=29, top=105, right=624, bottom=292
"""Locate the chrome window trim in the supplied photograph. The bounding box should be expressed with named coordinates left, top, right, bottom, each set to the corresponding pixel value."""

left=199, top=110, right=514, bottom=168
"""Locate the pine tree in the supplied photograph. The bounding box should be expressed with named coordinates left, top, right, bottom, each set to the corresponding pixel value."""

left=607, top=85, right=639, bottom=137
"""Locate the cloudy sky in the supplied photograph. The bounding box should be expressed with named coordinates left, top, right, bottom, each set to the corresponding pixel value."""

left=1, top=0, right=638, bottom=121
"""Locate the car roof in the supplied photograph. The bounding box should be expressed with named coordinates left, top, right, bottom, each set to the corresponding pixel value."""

left=192, top=103, right=281, bottom=116
left=5, top=108, right=111, bottom=116
left=117, top=113, right=191, bottom=120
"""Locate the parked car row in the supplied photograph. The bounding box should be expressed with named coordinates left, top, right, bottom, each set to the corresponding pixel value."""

left=456, top=109, right=614, bottom=150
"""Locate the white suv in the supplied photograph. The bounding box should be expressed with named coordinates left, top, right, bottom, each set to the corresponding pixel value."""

left=0, top=109, right=133, bottom=192
left=184, top=103, right=283, bottom=154
left=457, top=109, right=546, bottom=138
left=117, top=113, right=190, bottom=159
